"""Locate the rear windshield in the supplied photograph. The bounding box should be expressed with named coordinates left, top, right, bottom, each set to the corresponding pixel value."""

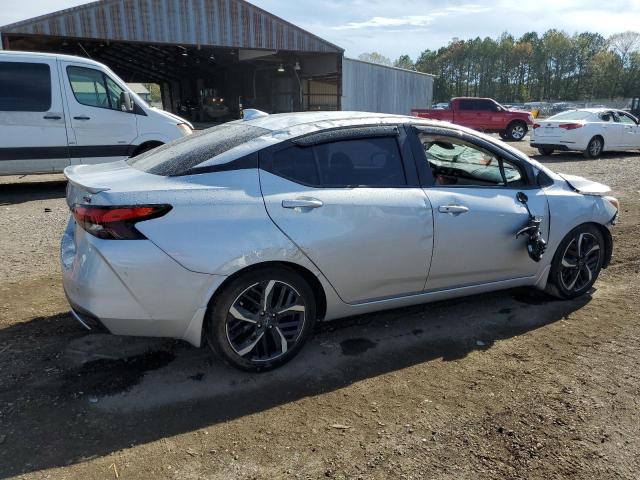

left=127, top=123, right=269, bottom=176
left=549, top=110, right=593, bottom=121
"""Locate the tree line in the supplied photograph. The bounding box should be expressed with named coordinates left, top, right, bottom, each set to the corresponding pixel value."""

left=358, top=30, right=640, bottom=104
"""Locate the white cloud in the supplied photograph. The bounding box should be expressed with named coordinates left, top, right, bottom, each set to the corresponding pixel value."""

left=331, top=4, right=491, bottom=31
left=333, top=15, right=436, bottom=30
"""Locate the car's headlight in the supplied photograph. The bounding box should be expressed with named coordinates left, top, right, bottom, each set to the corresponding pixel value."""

left=177, top=123, right=193, bottom=136
left=604, top=196, right=619, bottom=211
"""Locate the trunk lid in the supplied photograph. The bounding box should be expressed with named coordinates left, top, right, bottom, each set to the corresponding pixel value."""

left=64, top=161, right=174, bottom=207
left=533, top=120, right=584, bottom=138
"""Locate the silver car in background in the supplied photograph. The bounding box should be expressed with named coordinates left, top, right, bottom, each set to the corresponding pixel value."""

left=61, top=111, right=619, bottom=371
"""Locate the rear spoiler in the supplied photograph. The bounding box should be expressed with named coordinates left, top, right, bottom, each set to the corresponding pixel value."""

left=64, top=165, right=111, bottom=194
left=558, top=173, right=610, bottom=196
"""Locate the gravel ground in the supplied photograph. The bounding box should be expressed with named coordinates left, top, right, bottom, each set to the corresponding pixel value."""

left=0, top=142, right=639, bottom=479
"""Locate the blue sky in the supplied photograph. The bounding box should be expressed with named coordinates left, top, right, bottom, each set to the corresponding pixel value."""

left=1, top=0, right=639, bottom=59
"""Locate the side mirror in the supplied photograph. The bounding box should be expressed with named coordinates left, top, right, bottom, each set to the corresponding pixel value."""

left=120, top=92, right=134, bottom=112
left=516, top=191, right=528, bottom=204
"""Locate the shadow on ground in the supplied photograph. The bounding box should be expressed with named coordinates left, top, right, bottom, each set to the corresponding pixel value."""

left=0, top=179, right=66, bottom=206
left=0, top=287, right=590, bottom=477
left=532, top=151, right=637, bottom=163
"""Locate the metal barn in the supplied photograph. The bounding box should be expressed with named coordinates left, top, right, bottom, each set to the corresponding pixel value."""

left=0, top=0, right=432, bottom=121
left=342, top=58, right=433, bottom=115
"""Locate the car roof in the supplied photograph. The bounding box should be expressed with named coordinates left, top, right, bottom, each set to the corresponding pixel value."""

left=193, top=110, right=536, bottom=173
left=566, top=108, right=626, bottom=114
left=243, top=110, right=455, bottom=134
left=0, top=50, right=107, bottom=69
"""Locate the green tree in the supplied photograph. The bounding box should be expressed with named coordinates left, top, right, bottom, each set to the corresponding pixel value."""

left=358, top=52, right=392, bottom=66
left=394, top=55, right=415, bottom=70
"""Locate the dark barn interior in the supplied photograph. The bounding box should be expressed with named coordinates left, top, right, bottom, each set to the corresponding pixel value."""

left=0, top=0, right=343, bottom=125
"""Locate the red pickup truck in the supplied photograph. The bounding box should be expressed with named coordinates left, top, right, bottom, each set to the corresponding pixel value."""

left=412, top=97, right=534, bottom=141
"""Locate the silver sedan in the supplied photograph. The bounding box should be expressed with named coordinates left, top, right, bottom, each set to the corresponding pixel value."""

left=61, top=111, right=619, bottom=371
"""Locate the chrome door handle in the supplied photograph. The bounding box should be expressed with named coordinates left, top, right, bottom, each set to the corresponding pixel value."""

left=439, top=205, right=469, bottom=215
left=282, top=198, right=324, bottom=209
left=74, top=116, right=91, bottom=120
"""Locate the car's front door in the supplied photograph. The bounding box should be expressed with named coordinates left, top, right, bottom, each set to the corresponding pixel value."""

left=617, top=112, right=640, bottom=149
left=0, top=58, right=69, bottom=174
left=61, top=62, right=138, bottom=165
left=411, top=126, right=550, bottom=291
left=260, top=127, right=434, bottom=304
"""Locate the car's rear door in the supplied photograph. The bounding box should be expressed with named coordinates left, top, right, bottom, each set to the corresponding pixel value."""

left=0, top=56, right=69, bottom=174
left=259, top=126, right=434, bottom=304
left=409, top=125, right=550, bottom=290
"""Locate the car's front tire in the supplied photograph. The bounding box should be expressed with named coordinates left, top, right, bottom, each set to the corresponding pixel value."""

left=205, top=267, right=316, bottom=371
left=546, top=224, right=605, bottom=299
left=584, top=136, right=604, bottom=158
left=506, top=121, right=528, bottom=141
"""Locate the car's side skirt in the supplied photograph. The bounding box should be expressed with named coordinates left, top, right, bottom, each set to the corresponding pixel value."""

left=322, top=276, right=539, bottom=322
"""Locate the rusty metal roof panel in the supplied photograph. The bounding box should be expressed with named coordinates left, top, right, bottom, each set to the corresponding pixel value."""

left=0, top=0, right=342, bottom=53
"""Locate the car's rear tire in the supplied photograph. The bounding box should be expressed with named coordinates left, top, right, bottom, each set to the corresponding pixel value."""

left=583, top=136, right=603, bottom=158
left=205, top=267, right=316, bottom=372
left=506, top=121, right=528, bottom=141
left=538, top=148, right=554, bottom=156
left=546, top=224, right=605, bottom=299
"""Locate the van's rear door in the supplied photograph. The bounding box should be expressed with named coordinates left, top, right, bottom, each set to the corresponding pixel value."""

left=0, top=54, right=70, bottom=174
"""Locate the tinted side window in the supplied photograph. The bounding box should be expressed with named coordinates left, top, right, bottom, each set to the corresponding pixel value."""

left=272, top=145, right=320, bottom=185
left=475, top=100, right=496, bottom=111
left=458, top=100, right=475, bottom=111
left=315, top=137, right=405, bottom=187
left=270, top=137, right=406, bottom=187
left=0, top=62, right=51, bottom=112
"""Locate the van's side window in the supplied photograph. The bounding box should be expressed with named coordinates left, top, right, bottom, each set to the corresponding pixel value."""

left=0, top=62, right=51, bottom=112
left=67, top=66, right=126, bottom=112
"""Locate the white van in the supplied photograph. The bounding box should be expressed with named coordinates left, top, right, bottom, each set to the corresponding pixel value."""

left=0, top=51, right=193, bottom=175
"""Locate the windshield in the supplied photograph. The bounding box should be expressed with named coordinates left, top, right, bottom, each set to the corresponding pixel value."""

left=548, top=110, right=593, bottom=121
left=127, top=123, right=270, bottom=176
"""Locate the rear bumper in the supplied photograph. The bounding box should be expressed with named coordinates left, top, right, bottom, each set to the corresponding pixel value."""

left=60, top=217, right=225, bottom=346
left=530, top=143, right=571, bottom=151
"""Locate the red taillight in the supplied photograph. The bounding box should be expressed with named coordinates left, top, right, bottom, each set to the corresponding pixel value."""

left=559, top=123, right=583, bottom=130
left=72, top=204, right=172, bottom=240
left=532, top=123, right=541, bottom=129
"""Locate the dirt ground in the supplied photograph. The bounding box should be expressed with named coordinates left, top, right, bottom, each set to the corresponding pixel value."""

left=1, top=141, right=639, bottom=480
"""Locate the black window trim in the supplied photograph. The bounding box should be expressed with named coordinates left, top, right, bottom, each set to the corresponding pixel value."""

left=66, top=65, right=138, bottom=115
left=260, top=125, right=417, bottom=189
left=408, top=125, right=537, bottom=190
left=0, top=61, right=52, bottom=112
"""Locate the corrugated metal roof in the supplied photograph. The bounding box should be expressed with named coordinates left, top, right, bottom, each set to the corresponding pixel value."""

left=0, top=0, right=342, bottom=53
